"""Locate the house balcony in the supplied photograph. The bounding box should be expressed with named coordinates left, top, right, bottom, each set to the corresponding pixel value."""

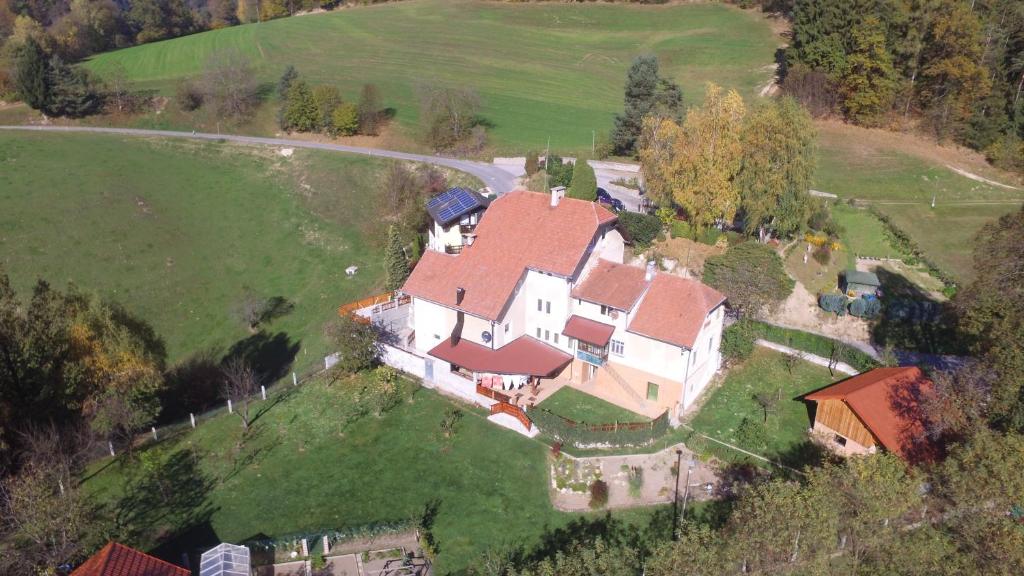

left=459, top=224, right=477, bottom=235
left=445, top=244, right=464, bottom=255
left=576, top=349, right=606, bottom=366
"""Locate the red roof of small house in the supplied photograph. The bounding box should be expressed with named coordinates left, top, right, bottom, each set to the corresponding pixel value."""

left=805, top=367, right=937, bottom=462
left=428, top=335, right=572, bottom=376
left=562, top=315, right=616, bottom=346
left=571, top=259, right=650, bottom=311
left=72, top=542, right=190, bottom=576
left=403, top=191, right=617, bottom=321
left=627, top=273, right=725, bottom=349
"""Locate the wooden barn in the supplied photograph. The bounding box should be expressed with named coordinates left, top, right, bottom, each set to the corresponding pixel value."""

left=805, top=366, right=937, bottom=463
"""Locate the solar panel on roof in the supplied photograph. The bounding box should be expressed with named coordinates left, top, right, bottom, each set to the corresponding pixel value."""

left=427, top=187, right=484, bottom=225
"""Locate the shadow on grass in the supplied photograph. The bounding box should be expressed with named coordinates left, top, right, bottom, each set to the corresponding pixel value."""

left=871, top=268, right=960, bottom=355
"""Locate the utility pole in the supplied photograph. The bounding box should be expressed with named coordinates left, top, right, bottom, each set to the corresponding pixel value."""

left=592, top=130, right=595, bottom=155
left=545, top=136, right=551, bottom=191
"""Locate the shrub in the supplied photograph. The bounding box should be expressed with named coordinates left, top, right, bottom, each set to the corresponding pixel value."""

left=703, top=243, right=794, bottom=316
left=721, top=321, right=755, bottom=361
left=525, top=151, right=539, bottom=176
left=331, top=102, right=359, bottom=136
left=617, top=211, right=662, bottom=247
left=545, top=155, right=574, bottom=188
left=698, top=227, right=722, bottom=246
left=849, top=296, right=882, bottom=319
left=588, top=479, right=609, bottom=509
left=735, top=417, right=768, bottom=452
left=175, top=80, right=203, bottom=111
left=743, top=320, right=878, bottom=371
left=670, top=219, right=691, bottom=239
left=812, top=243, right=832, bottom=266
left=818, top=293, right=848, bottom=316
left=325, top=315, right=379, bottom=375
left=567, top=156, right=597, bottom=201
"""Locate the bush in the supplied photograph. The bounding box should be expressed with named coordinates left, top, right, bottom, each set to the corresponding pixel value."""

left=670, top=219, right=691, bottom=239
left=567, top=156, right=597, bottom=201
left=742, top=320, right=878, bottom=371
left=175, top=80, right=203, bottom=111
left=849, top=296, right=881, bottom=319
left=812, top=243, right=832, bottom=266
left=721, top=321, right=755, bottom=361
left=589, top=479, right=609, bottom=509
left=325, top=315, right=379, bottom=375
left=703, top=243, right=794, bottom=316
left=735, top=417, right=769, bottom=452
left=525, top=151, right=539, bottom=176
left=617, top=211, right=662, bottom=247
left=818, top=293, right=848, bottom=316
left=545, top=155, right=574, bottom=188
left=331, top=102, right=359, bottom=136
left=528, top=408, right=670, bottom=449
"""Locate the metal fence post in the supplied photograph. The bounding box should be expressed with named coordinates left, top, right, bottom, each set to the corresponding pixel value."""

left=190, top=413, right=196, bottom=428
left=151, top=427, right=157, bottom=441
left=292, top=372, right=297, bottom=386
left=261, top=385, right=267, bottom=400
left=108, top=441, right=115, bottom=457
left=227, top=398, right=233, bottom=414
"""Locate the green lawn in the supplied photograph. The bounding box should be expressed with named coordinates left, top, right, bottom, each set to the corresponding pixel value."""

left=832, top=203, right=896, bottom=261
left=537, top=387, right=648, bottom=424
left=83, top=0, right=779, bottom=153
left=0, top=132, right=405, bottom=372
left=82, top=376, right=665, bottom=573
left=814, top=140, right=1023, bottom=280
left=688, top=348, right=841, bottom=466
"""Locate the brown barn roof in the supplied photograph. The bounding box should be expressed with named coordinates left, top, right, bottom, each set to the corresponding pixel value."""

left=72, top=542, right=190, bottom=576
left=428, top=335, right=572, bottom=376
left=572, top=259, right=650, bottom=311
left=627, top=274, right=726, bottom=349
left=403, top=191, right=617, bottom=321
left=806, top=367, right=937, bottom=462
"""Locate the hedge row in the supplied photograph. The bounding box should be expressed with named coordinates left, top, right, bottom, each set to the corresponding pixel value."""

left=732, top=320, right=879, bottom=372
left=867, top=206, right=958, bottom=289
left=528, top=407, right=670, bottom=449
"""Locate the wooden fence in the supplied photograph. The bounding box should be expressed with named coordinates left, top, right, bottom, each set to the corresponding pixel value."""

left=337, top=291, right=406, bottom=324
left=489, top=401, right=532, bottom=431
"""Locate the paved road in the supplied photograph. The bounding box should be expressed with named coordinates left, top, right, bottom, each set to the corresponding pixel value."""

left=0, top=125, right=520, bottom=194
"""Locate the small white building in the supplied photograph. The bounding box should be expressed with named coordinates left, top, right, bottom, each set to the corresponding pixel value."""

left=425, top=187, right=490, bottom=254
left=400, top=189, right=725, bottom=423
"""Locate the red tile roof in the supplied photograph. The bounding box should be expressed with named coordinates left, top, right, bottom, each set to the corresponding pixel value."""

left=562, top=315, right=616, bottom=346
left=428, top=335, right=572, bottom=376
left=572, top=259, right=650, bottom=311
left=627, top=274, right=725, bottom=349
left=403, top=191, right=617, bottom=320
left=72, top=542, right=190, bottom=576
left=806, top=367, right=937, bottom=462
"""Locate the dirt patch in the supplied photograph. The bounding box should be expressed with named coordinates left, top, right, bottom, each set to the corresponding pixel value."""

left=651, top=236, right=726, bottom=277
left=816, top=120, right=1024, bottom=188
left=946, top=165, right=1021, bottom=191
left=764, top=280, right=872, bottom=345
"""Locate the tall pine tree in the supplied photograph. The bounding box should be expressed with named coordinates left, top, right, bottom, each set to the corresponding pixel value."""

left=841, top=16, right=898, bottom=126
left=14, top=37, right=50, bottom=111
left=611, top=55, right=682, bottom=156
left=384, top=225, right=409, bottom=292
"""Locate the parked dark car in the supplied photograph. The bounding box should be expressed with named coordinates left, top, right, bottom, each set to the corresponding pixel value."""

left=596, top=187, right=612, bottom=202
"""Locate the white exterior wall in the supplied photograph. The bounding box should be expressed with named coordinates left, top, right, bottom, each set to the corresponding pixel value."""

left=413, top=299, right=455, bottom=353
left=495, top=274, right=528, bottom=348
left=523, top=270, right=572, bottom=352
left=427, top=222, right=462, bottom=252
left=678, top=305, right=725, bottom=409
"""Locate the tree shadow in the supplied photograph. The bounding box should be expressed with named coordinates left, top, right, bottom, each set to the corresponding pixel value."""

left=160, top=348, right=225, bottom=424
left=108, top=300, right=168, bottom=367
left=871, top=268, right=960, bottom=354
left=223, top=330, right=301, bottom=385
left=109, top=446, right=217, bottom=551
left=885, top=371, right=944, bottom=465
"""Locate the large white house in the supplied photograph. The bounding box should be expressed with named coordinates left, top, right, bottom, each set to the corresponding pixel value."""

left=400, top=188, right=726, bottom=423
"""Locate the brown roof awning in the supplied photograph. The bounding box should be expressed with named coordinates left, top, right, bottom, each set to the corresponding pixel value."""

left=562, top=315, right=616, bottom=347
left=428, top=336, right=572, bottom=376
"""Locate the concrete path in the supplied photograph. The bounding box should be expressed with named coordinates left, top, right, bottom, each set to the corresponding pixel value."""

left=0, top=125, right=520, bottom=195
left=755, top=339, right=859, bottom=376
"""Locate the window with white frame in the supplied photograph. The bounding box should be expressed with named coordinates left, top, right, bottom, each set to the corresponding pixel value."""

left=536, top=327, right=541, bottom=338
left=537, top=299, right=542, bottom=312
left=610, top=339, right=624, bottom=356
left=545, top=301, right=551, bottom=314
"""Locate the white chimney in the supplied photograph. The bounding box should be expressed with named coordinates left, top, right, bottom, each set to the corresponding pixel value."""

left=645, top=261, right=656, bottom=282
left=550, top=186, right=566, bottom=207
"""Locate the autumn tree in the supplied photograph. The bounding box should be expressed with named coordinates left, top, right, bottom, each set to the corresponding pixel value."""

left=357, top=83, right=381, bottom=135
left=325, top=315, right=379, bottom=376
left=331, top=102, right=358, bottom=136
left=311, top=84, right=341, bottom=131
left=703, top=241, right=793, bottom=317
left=221, top=357, right=257, bottom=431
left=201, top=49, right=260, bottom=120
left=640, top=83, right=746, bottom=231
left=841, top=16, right=898, bottom=126
left=737, top=96, right=816, bottom=240
left=955, top=206, right=1024, bottom=429
left=416, top=82, right=482, bottom=150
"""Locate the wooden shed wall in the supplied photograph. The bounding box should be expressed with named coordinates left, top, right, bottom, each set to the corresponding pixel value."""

left=814, top=399, right=877, bottom=447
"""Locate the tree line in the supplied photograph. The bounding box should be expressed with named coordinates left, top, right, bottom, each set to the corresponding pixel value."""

left=775, top=0, right=1023, bottom=173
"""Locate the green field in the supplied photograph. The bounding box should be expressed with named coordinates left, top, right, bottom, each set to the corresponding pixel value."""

left=688, top=348, right=840, bottom=466
left=814, top=139, right=1023, bottom=280
left=537, top=387, right=648, bottom=424
left=83, top=376, right=665, bottom=573
left=0, top=132, right=408, bottom=371
left=84, top=0, right=779, bottom=152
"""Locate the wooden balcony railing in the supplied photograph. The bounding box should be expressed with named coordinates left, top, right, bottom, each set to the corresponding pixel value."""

left=490, top=401, right=532, bottom=431
left=445, top=244, right=464, bottom=255
left=476, top=383, right=512, bottom=404
left=459, top=224, right=477, bottom=235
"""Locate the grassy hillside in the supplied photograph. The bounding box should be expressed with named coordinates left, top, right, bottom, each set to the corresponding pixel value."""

left=84, top=0, right=779, bottom=152
left=83, top=376, right=666, bottom=573
left=0, top=132, right=408, bottom=371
